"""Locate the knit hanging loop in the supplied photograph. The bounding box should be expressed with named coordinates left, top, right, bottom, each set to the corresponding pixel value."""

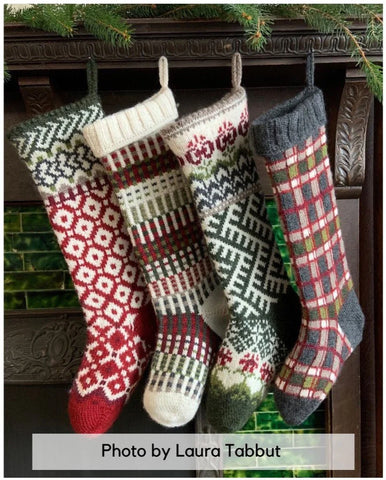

left=231, top=53, right=242, bottom=89
left=159, top=56, right=169, bottom=88
left=306, top=51, right=315, bottom=89
left=87, top=58, right=98, bottom=96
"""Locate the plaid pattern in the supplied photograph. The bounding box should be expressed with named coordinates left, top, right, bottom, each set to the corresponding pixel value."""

left=267, top=126, right=354, bottom=400
left=99, top=134, right=227, bottom=411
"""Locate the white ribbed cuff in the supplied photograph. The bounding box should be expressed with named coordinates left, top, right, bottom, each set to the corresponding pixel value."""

left=83, top=87, right=178, bottom=158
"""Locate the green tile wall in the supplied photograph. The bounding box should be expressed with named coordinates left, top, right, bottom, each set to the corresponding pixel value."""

left=4, top=201, right=325, bottom=477
left=4, top=205, right=80, bottom=310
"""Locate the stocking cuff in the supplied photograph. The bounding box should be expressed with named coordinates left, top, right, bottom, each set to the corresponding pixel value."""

left=83, top=87, right=178, bottom=158
left=251, top=87, right=327, bottom=160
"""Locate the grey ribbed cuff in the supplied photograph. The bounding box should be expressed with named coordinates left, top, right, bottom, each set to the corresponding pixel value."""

left=250, top=87, right=327, bottom=160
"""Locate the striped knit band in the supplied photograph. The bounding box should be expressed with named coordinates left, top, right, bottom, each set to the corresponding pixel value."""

left=83, top=87, right=178, bottom=158
left=250, top=87, right=327, bottom=160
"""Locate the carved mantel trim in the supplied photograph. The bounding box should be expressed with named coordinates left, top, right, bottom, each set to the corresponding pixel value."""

left=4, top=19, right=382, bottom=70
left=335, top=69, right=373, bottom=195
left=4, top=309, right=86, bottom=385
left=18, top=76, right=56, bottom=116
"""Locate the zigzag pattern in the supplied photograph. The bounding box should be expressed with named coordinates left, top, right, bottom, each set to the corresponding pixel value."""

left=11, top=105, right=102, bottom=159
left=203, top=192, right=289, bottom=355
left=191, top=145, right=259, bottom=214
left=10, top=104, right=104, bottom=197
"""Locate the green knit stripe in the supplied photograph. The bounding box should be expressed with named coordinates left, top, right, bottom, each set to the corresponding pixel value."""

left=114, top=173, right=192, bottom=226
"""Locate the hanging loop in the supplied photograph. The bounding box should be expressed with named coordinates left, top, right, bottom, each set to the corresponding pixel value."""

left=86, top=58, right=98, bottom=96
left=306, top=50, right=315, bottom=89
left=159, top=56, right=169, bottom=88
left=231, top=52, right=242, bottom=89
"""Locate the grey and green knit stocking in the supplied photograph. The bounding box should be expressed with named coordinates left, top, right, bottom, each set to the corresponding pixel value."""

left=161, top=54, right=301, bottom=432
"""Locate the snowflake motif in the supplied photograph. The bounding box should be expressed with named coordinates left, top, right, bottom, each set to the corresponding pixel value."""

left=215, top=121, right=238, bottom=152
left=217, top=348, right=233, bottom=366
left=239, top=352, right=260, bottom=373
left=185, top=135, right=215, bottom=164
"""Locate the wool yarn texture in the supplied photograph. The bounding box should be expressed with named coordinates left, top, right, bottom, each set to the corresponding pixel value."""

left=251, top=54, right=365, bottom=425
left=161, top=53, right=301, bottom=433
left=8, top=61, right=156, bottom=434
left=83, top=57, right=230, bottom=428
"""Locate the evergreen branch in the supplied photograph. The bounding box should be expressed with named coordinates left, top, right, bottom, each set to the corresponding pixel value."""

left=220, top=5, right=273, bottom=50
left=297, top=4, right=382, bottom=101
left=82, top=5, right=132, bottom=49
left=4, top=63, right=11, bottom=82
left=3, top=3, right=383, bottom=98
left=4, top=4, right=28, bottom=22
left=348, top=4, right=383, bottom=24
left=158, top=4, right=223, bottom=19
left=20, top=5, right=75, bottom=37
left=158, top=4, right=197, bottom=18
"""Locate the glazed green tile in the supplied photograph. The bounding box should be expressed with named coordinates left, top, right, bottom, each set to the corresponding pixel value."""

left=24, top=252, right=67, bottom=271
left=4, top=206, right=25, bottom=213
left=4, top=253, right=23, bottom=272
left=224, top=469, right=293, bottom=477
left=223, top=471, right=246, bottom=478
left=239, top=414, right=256, bottom=432
left=266, top=207, right=280, bottom=225
left=4, top=292, right=26, bottom=310
left=292, top=410, right=325, bottom=430
left=273, top=225, right=286, bottom=245
left=4, top=205, right=45, bottom=213
left=4, top=233, right=12, bottom=252
left=256, top=429, right=296, bottom=434
left=27, top=290, right=80, bottom=309
left=293, top=469, right=326, bottom=477
left=255, top=412, right=294, bottom=431
left=256, top=393, right=277, bottom=412
left=292, top=428, right=325, bottom=435
left=4, top=271, right=65, bottom=291
left=64, top=272, right=75, bottom=290
left=4, top=214, right=21, bottom=232
left=22, top=213, right=52, bottom=232
left=12, top=233, right=60, bottom=252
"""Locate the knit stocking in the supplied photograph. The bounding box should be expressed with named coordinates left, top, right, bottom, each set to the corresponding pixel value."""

left=161, top=54, right=301, bottom=432
left=83, top=57, right=228, bottom=428
left=8, top=62, right=156, bottom=434
left=251, top=54, right=365, bottom=425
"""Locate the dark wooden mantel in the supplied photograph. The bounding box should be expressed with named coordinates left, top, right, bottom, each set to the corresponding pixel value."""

left=4, top=18, right=382, bottom=69
left=4, top=19, right=382, bottom=478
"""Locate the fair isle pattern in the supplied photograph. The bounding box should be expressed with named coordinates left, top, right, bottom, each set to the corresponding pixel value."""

left=100, top=134, right=227, bottom=425
left=161, top=90, right=301, bottom=432
left=8, top=99, right=156, bottom=434
left=202, top=194, right=289, bottom=357
left=100, top=134, right=229, bottom=337
left=266, top=127, right=362, bottom=400
left=10, top=104, right=105, bottom=198
left=47, top=177, right=155, bottom=400
left=149, top=313, right=218, bottom=399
